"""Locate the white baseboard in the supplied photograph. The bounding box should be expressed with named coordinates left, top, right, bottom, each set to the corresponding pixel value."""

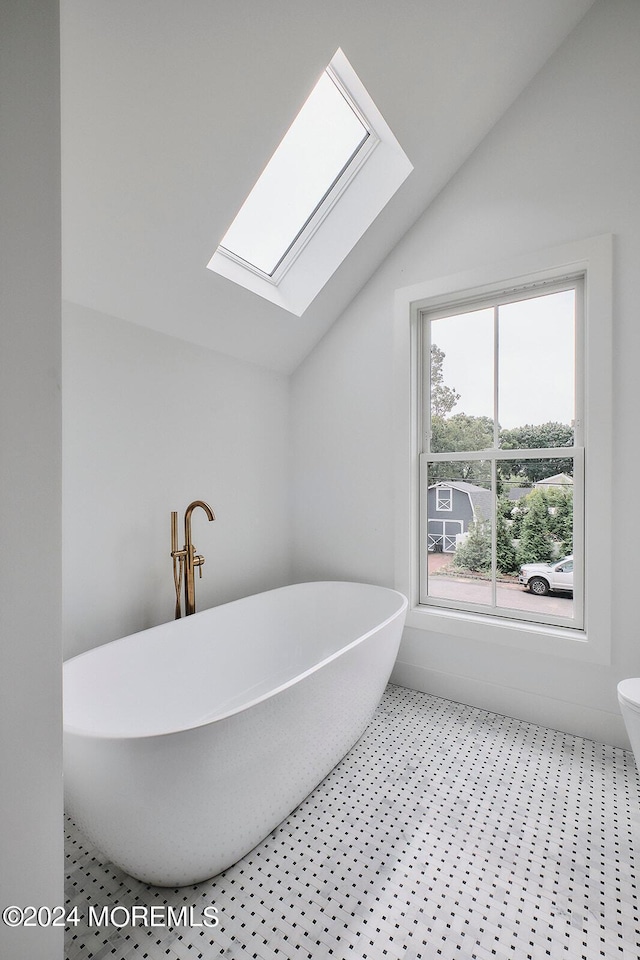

left=390, top=659, right=631, bottom=750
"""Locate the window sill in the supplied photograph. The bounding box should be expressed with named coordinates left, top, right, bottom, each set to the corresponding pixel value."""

left=404, top=602, right=610, bottom=664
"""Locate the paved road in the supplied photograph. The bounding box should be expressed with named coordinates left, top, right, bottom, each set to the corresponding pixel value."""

left=428, top=575, right=573, bottom=617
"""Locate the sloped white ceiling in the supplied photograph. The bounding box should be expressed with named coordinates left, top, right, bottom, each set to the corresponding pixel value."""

left=61, top=0, right=595, bottom=373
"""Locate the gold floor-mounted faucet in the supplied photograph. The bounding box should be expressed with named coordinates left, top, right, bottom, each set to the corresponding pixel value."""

left=171, top=500, right=215, bottom=618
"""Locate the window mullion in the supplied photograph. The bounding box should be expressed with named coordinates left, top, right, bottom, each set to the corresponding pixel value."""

left=490, top=458, right=497, bottom=608
left=422, top=311, right=432, bottom=455
left=574, top=278, right=585, bottom=447
left=494, top=305, right=500, bottom=449
left=492, top=305, right=499, bottom=610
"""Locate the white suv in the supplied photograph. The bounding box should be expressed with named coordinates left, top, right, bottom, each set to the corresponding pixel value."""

left=519, top=556, right=574, bottom=596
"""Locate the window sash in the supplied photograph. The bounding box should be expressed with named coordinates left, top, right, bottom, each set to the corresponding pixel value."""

left=421, top=277, right=583, bottom=451
left=419, top=448, right=584, bottom=629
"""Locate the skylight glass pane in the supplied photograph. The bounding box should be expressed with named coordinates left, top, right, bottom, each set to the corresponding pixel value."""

left=219, top=71, right=369, bottom=276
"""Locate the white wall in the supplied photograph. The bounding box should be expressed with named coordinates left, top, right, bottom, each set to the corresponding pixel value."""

left=0, top=2, right=63, bottom=958
left=291, top=0, right=640, bottom=747
left=63, top=303, right=291, bottom=658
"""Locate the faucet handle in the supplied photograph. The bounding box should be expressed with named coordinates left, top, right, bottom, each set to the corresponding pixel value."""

left=195, top=554, right=205, bottom=577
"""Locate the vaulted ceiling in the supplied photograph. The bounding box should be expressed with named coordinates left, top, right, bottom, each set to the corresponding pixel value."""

left=61, top=0, right=596, bottom=373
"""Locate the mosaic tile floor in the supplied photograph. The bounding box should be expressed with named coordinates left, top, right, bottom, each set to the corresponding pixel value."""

left=65, top=685, right=640, bottom=959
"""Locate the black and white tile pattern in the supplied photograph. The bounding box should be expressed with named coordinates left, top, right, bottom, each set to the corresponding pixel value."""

left=64, top=685, right=640, bottom=959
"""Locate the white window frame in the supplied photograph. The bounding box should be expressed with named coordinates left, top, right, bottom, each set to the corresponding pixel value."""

left=393, top=236, right=613, bottom=664
left=421, top=277, right=584, bottom=631
left=207, top=48, right=413, bottom=317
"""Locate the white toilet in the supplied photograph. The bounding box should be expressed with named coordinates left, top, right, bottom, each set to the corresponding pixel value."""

left=617, top=679, right=640, bottom=764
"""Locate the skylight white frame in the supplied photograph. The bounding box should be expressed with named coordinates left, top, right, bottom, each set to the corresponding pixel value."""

left=207, top=48, right=413, bottom=317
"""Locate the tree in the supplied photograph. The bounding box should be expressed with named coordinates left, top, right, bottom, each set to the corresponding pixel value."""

left=429, top=412, right=494, bottom=483
left=430, top=412, right=494, bottom=456
left=448, top=498, right=518, bottom=576
left=429, top=344, right=493, bottom=470
left=453, top=518, right=491, bottom=572
left=496, top=496, right=518, bottom=574
left=508, top=503, right=524, bottom=541
left=516, top=489, right=555, bottom=565
left=430, top=343, right=460, bottom=417
left=499, top=422, right=574, bottom=483
left=549, top=489, right=573, bottom=556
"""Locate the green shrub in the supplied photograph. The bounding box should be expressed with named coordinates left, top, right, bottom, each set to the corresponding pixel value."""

left=453, top=519, right=491, bottom=571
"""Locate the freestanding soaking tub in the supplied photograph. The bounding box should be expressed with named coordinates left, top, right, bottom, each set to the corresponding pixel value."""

left=63, top=581, right=407, bottom=886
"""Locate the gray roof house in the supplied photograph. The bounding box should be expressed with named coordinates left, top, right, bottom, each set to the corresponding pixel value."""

left=535, top=473, right=573, bottom=490
left=427, top=481, right=492, bottom=552
left=507, top=473, right=574, bottom=505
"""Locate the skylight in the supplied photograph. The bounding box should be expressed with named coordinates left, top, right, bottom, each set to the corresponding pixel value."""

left=207, top=49, right=413, bottom=316
left=218, top=70, right=370, bottom=278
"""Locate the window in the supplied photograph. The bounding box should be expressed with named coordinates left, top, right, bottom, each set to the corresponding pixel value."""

left=394, top=236, right=613, bottom=663
left=435, top=485, right=453, bottom=511
left=422, top=282, right=582, bottom=630
left=216, top=69, right=371, bottom=280
left=207, top=49, right=413, bottom=317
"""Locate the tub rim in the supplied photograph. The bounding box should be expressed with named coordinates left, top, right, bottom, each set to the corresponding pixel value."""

left=63, top=581, right=408, bottom=741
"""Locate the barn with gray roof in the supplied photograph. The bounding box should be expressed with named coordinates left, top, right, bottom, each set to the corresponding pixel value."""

left=427, top=481, right=492, bottom=553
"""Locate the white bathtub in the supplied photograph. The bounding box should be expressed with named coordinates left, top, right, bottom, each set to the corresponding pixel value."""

left=63, top=581, right=407, bottom=886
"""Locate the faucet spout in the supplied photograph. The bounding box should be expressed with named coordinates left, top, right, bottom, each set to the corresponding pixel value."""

left=184, top=500, right=216, bottom=542
left=171, top=500, right=215, bottom=618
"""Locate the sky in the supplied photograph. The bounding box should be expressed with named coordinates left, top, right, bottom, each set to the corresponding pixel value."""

left=431, top=289, right=575, bottom=430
